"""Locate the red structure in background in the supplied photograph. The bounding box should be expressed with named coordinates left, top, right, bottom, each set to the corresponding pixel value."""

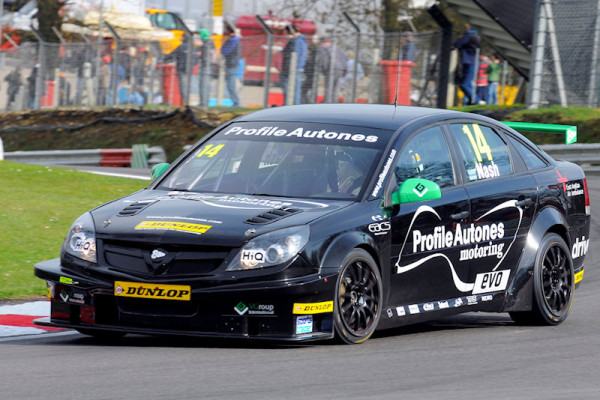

left=236, top=14, right=317, bottom=84
left=380, top=60, right=415, bottom=105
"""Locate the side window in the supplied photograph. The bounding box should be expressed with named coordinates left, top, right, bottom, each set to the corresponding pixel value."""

left=508, top=136, right=548, bottom=170
left=450, top=123, right=512, bottom=182
left=395, top=126, right=455, bottom=188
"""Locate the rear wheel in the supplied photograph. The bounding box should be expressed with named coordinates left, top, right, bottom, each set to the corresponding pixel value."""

left=334, top=249, right=382, bottom=344
left=510, top=233, right=574, bottom=325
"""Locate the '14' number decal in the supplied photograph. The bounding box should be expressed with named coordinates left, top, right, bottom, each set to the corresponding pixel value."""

left=197, top=144, right=225, bottom=158
left=462, top=124, right=493, bottom=163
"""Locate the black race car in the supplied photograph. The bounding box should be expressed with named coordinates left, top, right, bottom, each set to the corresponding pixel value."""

left=34, top=104, right=591, bottom=344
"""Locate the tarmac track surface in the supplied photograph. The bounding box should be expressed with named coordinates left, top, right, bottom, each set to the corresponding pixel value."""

left=1, top=179, right=599, bottom=400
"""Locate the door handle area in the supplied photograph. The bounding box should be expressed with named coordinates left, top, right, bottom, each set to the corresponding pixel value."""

left=516, top=198, right=534, bottom=208
left=451, top=211, right=470, bottom=220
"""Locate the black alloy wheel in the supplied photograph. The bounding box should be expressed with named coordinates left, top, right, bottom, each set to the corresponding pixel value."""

left=334, top=249, right=382, bottom=344
left=510, top=233, right=574, bottom=325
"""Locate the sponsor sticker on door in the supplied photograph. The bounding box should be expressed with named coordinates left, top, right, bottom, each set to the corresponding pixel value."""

left=472, top=270, right=510, bottom=294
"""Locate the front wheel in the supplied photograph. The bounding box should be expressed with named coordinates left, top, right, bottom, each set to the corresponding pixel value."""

left=334, top=249, right=382, bottom=344
left=510, top=233, right=574, bottom=325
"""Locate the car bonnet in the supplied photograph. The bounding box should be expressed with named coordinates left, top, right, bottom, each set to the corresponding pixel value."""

left=91, top=190, right=350, bottom=247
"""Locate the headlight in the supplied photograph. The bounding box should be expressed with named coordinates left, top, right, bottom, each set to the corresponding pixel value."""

left=62, top=212, right=97, bottom=263
left=226, top=226, right=310, bottom=271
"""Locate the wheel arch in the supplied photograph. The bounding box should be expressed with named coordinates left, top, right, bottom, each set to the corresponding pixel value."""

left=503, top=206, right=570, bottom=312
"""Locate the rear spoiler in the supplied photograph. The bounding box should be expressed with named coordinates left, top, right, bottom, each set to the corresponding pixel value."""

left=502, top=122, right=577, bottom=145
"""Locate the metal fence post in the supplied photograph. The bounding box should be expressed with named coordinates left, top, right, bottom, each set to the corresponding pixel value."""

left=343, top=12, right=360, bottom=103
left=501, top=60, right=508, bottom=105
left=104, top=22, right=120, bottom=106
left=217, top=58, right=225, bottom=106
left=529, top=0, right=547, bottom=109
left=255, top=15, right=274, bottom=108
left=287, top=52, right=298, bottom=105
left=31, top=29, right=46, bottom=110
left=589, top=0, right=600, bottom=107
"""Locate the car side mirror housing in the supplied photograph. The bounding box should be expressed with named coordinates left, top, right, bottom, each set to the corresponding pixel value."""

left=151, top=162, right=170, bottom=180
left=392, top=178, right=441, bottom=205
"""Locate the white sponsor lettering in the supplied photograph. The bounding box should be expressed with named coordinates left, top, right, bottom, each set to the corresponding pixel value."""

left=396, top=306, right=406, bottom=316
left=412, top=223, right=505, bottom=253
left=372, top=149, right=397, bottom=197
left=368, top=221, right=391, bottom=236
left=223, top=126, right=378, bottom=143
left=438, top=300, right=449, bottom=309
left=476, top=160, right=500, bottom=179
left=423, top=303, right=434, bottom=311
left=472, top=270, right=511, bottom=294
left=408, top=304, right=420, bottom=314
left=454, top=298, right=464, bottom=307
left=572, top=236, right=589, bottom=259
left=481, top=295, right=493, bottom=302
left=459, top=242, right=505, bottom=261
left=467, top=295, right=478, bottom=305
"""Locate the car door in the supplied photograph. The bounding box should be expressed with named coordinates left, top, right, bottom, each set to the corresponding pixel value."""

left=389, top=126, right=472, bottom=314
left=447, top=122, right=538, bottom=297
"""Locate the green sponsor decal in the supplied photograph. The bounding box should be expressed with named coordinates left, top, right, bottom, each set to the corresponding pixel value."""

left=393, top=178, right=441, bottom=205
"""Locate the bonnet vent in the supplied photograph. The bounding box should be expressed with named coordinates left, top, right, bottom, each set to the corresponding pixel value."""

left=117, top=200, right=158, bottom=217
left=245, top=207, right=302, bottom=224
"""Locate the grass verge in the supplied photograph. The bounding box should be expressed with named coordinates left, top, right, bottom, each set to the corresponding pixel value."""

left=0, top=161, right=148, bottom=299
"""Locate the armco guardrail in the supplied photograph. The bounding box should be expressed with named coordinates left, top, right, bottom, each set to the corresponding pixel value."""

left=4, top=146, right=166, bottom=168
left=540, top=144, right=600, bottom=176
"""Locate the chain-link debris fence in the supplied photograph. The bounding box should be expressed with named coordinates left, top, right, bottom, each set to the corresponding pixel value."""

left=0, top=26, right=449, bottom=111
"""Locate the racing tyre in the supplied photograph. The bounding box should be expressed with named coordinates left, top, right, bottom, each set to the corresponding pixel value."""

left=510, top=233, right=574, bottom=326
left=334, top=249, right=382, bottom=344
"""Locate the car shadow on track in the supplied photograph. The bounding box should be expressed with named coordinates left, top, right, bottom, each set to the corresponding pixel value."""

left=18, top=312, right=516, bottom=349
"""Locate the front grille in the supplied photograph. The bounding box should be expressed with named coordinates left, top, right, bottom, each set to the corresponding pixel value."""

left=102, top=240, right=233, bottom=277
left=246, top=207, right=302, bottom=224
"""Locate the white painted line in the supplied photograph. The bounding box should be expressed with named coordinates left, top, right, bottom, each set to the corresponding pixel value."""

left=76, top=169, right=151, bottom=181
left=0, top=301, right=50, bottom=316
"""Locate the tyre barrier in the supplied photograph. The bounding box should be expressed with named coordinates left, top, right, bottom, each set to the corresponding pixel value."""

left=4, top=145, right=166, bottom=168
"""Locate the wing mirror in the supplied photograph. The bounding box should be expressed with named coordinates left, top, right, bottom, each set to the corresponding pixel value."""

left=391, top=178, right=442, bottom=205
left=151, top=163, right=170, bottom=180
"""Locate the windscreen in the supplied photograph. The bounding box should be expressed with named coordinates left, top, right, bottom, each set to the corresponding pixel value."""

left=157, top=122, right=389, bottom=200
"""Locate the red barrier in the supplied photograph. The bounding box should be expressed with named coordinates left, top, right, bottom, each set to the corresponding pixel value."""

left=380, top=60, right=415, bottom=105
left=99, top=149, right=132, bottom=167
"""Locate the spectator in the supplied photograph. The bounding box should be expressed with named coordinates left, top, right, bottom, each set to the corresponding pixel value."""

left=401, top=32, right=416, bottom=63
left=317, top=38, right=348, bottom=103
left=98, top=55, right=111, bottom=106
left=27, top=58, right=40, bottom=109
left=476, top=53, right=489, bottom=104
left=221, top=23, right=241, bottom=107
left=198, top=28, right=214, bottom=107
left=340, top=51, right=364, bottom=102
left=167, top=35, right=194, bottom=102
left=453, top=24, right=481, bottom=106
left=4, top=66, right=23, bottom=110
left=280, top=24, right=307, bottom=105
left=486, top=54, right=502, bottom=105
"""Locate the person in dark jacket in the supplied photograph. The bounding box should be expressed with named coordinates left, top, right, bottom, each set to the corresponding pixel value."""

left=279, top=24, right=307, bottom=105
left=221, top=23, right=241, bottom=107
left=5, top=66, right=23, bottom=110
left=453, top=24, right=481, bottom=106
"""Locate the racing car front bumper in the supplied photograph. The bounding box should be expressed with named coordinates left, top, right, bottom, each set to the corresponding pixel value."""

left=34, top=258, right=338, bottom=341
